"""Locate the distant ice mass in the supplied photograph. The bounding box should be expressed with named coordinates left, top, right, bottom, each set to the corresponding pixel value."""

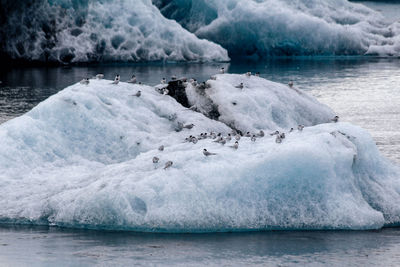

left=0, top=0, right=228, bottom=63
left=1, top=74, right=400, bottom=232
left=154, top=0, right=400, bottom=58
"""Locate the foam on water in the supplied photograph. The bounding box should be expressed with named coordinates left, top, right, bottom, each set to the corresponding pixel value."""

left=0, top=75, right=400, bottom=232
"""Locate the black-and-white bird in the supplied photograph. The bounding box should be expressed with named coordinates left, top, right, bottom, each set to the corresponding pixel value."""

left=230, top=141, right=239, bottom=149
left=112, top=75, right=120, bottom=84
left=183, top=123, right=195, bottom=129
left=244, top=132, right=251, bottom=137
left=220, top=67, right=225, bottom=74
left=203, top=149, right=217, bottom=156
left=128, top=75, right=137, bottom=84
left=255, top=72, right=260, bottom=77
left=95, top=74, right=104, bottom=79
left=133, top=90, right=141, bottom=97
left=226, top=134, right=232, bottom=142
left=280, top=133, right=286, bottom=139
left=171, top=75, right=177, bottom=81
left=235, top=134, right=241, bottom=141
left=275, top=135, right=282, bottom=143
left=80, top=78, right=90, bottom=85
left=288, top=81, right=294, bottom=88
left=251, top=135, right=257, bottom=142
left=257, top=130, right=265, bottom=137
left=289, top=128, right=294, bottom=133
left=158, top=145, right=164, bottom=151
left=270, top=130, right=280, bottom=136
left=153, top=157, right=159, bottom=163
left=164, top=161, right=173, bottom=169
left=246, top=71, right=251, bottom=77
left=235, top=83, right=244, bottom=89
left=161, top=78, right=166, bottom=84
left=332, top=115, right=339, bottom=123
left=298, top=125, right=304, bottom=131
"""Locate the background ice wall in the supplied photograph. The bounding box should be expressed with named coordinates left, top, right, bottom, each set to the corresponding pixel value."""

left=154, top=0, right=400, bottom=58
left=0, top=0, right=228, bottom=63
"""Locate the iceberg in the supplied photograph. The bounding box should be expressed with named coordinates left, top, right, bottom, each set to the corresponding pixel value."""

left=1, top=74, right=400, bottom=232
left=0, top=0, right=228, bottom=63
left=155, top=0, right=400, bottom=58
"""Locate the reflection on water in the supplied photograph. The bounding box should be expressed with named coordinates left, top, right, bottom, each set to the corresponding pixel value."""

left=1, top=59, right=400, bottom=162
left=1, top=225, right=400, bottom=266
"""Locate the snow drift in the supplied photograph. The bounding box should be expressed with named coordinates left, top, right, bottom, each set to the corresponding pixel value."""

left=0, top=74, right=400, bottom=232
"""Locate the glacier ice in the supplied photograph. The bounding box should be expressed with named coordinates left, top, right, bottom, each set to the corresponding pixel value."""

left=155, top=0, right=400, bottom=58
left=185, top=73, right=334, bottom=132
left=0, top=74, right=400, bottom=232
left=0, top=0, right=228, bottom=63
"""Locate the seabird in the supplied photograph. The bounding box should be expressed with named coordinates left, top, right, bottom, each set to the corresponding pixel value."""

left=289, top=128, right=294, bottom=133
left=95, top=74, right=104, bottom=79
left=112, top=75, right=120, bottom=84
left=235, top=134, right=241, bottom=141
left=332, top=115, right=339, bottom=123
left=171, top=75, right=177, bottom=81
left=220, top=67, right=225, bottom=74
left=164, top=161, right=173, bottom=169
left=251, top=135, right=257, bottom=142
left=203, top=149, right=217, bottom=156
left=163, top=88, right=169, bottom=95
left=280, top=133, right=286, bottom=139
left=153, top=157, right=159, bottom=163
left=133, top=90, right=141, bottom=97
left=288, top=81, right=294, bottom=88
left=275, top=135, right=282, bottom=143
left=257, top=130, right=265, bottom=137
left=244, top=132, right=251, bottom=137
left=298, top=125, right=304, bottom=131
left=80, top=78, right=90, bottom=85
left=158, top=145, right=164, bottom=151
left=235, top=83, right=244, bottom=89
left=246, top=71, right=251, bottom=77
left=213, top=137, right=223, bottom=143
left=226, top=134, right=232, bottom=142
left=183, top=123, right=195, bottom=129
left=230, top=141, right=239, bottom=149
left=255, top=72, right=260, bottom=77
left=270, top=130, right=279, bottom=136
left=128, top=75, right=137, bottom=84
left=161, top=78, right=166, bottom=84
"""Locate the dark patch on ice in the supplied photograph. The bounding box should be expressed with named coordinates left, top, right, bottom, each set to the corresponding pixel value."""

left=111, top=35, right=125, bottom=49
left=166, top=79, right=190, bottom=108
left=70, top=28, right=83, bottom=37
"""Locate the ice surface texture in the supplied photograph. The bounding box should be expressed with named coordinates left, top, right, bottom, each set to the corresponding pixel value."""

left=0, top=74, right=400, bottom=232
left=155, top=0, right=400, bottom=58
left=186, top=74, right=334, bottom=132
left=0, top=0, right=228, bottom=63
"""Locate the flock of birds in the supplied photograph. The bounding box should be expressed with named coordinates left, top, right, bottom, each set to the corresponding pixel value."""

left=79, top=69, right=339, bottom=170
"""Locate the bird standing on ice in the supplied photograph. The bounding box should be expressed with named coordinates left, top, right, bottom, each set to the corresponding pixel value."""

left=331, top=115, right=339, bottom=123
left=80, top=78, right=89, bottom=85
left=203, top=149, right=217, bottom=156
left=161, top=78, right=166, bottom=84
left=235, top=83, right=244, bottom=89
left=128, top=75, right=137, bottom=84
left=288, top=81, right=294, bottom=88
left=220, top=67, right=225, bottom=74
left=164, top=161, right=173, bottom=169
left=112, top=75, right=120, bottom=84
left=132, top=90, right=141, bottom=97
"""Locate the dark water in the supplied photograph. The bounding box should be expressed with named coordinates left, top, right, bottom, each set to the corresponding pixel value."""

left=1, top=225, right=400, bottom=266
left=1, top=58, right=400, bottom=265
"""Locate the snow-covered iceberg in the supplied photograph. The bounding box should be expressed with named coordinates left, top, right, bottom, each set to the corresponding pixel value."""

left=155, top=0, right=400, bottom=58
left=0, top=0, right=228, bottom=63
left=1, top=74, right=400, bottom=232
